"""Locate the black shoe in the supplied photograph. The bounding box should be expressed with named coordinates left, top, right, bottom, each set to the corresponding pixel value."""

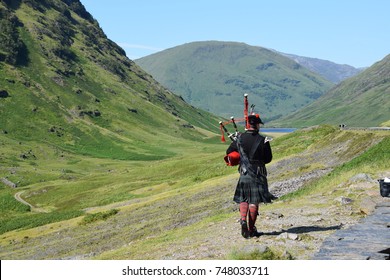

left=249, top=226, right=263, bottom=238
left=240, top=220, right=250, bottom=239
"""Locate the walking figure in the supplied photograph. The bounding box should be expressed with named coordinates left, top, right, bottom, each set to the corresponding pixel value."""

left=226, top=114, right=274, bottom=238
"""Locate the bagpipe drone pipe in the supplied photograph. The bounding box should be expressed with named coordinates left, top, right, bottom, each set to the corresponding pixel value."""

left=219, top=94, right=251, bottom=143
left=220, top=94, right=253, bottom=166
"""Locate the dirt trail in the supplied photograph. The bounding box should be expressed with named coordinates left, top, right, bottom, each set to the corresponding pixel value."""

left=14, top=191, right=33, bottom=208
left=14, top=191, right=48, bottom=213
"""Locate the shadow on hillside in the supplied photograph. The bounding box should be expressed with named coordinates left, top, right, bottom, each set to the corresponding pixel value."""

left=263, top=224, right=342, bottom=236
left=4, top=0, right=22, bottom=10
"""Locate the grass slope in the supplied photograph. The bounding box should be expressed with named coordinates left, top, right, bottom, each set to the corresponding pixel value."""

left=1, top=126, right=389, bottom=259
left=0, top=0, right=221, bottom=160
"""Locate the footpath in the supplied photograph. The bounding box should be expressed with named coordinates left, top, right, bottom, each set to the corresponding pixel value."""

left=313, top=200, right=390, bottom=260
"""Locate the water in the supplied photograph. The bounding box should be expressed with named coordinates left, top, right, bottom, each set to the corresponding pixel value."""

left=261, top=128, right=297, bottom=133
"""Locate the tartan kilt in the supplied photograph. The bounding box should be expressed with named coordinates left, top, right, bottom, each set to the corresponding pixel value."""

left=233, top=173, right=272, bottom=204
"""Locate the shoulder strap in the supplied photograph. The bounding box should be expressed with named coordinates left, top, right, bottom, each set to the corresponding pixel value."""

left=237, top=133, right=262, bottom=175
left=248, top=134, right=262, bottom=159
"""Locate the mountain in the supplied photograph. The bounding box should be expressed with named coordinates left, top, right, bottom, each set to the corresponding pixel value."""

left=273, top=54, right=390, bottom=127
left=135, top=41, right=334, bottom=122
left=278, top=52, right=364, bottom=84
left=0, top=0, right=220, bottom=162
left=0, top=0, right=229, bottom=240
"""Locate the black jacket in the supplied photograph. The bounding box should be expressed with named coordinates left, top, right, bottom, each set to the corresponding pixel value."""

left=226, top=130, right=272, bottom=165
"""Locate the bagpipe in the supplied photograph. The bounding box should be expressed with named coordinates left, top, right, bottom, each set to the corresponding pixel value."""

left=220, top=94, right=251, bottom=166
left=220, top=94, right=271, bottom=166
left=219, top=93, right=259, bottom=143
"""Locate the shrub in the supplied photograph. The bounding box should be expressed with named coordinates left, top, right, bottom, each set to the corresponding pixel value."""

left=79, top=209, right=119, bottom=225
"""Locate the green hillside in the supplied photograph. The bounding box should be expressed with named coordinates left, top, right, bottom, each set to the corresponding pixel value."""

left=274, top=54, right=390, bottom=127
left=0, top=0, right=227, bottom=234
left=135, top=41, right=334, bottom=122
left=0, top=0, right=220, bottom=158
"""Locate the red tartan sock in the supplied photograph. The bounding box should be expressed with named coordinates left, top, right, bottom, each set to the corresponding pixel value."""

left=248, top=204, right=259, bottom=231
left=239, top=202, right=249, bottom=222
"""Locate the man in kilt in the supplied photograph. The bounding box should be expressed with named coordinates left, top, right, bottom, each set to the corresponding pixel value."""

left=226, top=114, right=274, bottom=238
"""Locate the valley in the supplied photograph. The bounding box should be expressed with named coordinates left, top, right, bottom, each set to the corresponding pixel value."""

left=1, top=126, right=389, bottom=259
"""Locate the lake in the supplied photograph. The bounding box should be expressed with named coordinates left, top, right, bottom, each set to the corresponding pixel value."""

left=261, top=128, right=297, bottom=133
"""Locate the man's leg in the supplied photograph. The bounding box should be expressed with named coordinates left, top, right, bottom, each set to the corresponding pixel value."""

left=248, top=204, right=262, bottom=237
left=239, top=202, right=249, bottom=238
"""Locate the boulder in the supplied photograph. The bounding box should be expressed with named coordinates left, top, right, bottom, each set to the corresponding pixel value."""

left=1, top=178, right=17, bottom=188
left=335, top=196, right=354, bottom=205
left=359, top=197, right=377, bottom=215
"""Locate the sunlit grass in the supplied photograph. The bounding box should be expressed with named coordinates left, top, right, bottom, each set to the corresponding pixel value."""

left=1, top=125, right=389, bottom=259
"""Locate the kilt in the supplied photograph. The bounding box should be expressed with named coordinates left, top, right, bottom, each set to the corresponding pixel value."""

left=233, top=172, right=272, bottom=204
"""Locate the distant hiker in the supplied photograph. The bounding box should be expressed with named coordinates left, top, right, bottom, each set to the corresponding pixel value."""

left=226, top=114, right=274, bottom=238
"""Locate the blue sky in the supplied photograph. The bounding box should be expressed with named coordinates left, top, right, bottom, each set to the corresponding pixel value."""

left=80, top=0, right=389, bottom=68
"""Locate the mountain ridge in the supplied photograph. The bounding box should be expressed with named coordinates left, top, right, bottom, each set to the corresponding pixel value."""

left=274, top=54, right=390, bottom=127
left=277, top=51, right=364, bottom=83
left=135, top=41, right=334, bottom=122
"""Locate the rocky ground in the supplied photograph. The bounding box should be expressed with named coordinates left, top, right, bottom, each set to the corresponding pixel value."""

left=149, top=129, right=390, bottom=260
left=152, top=171, right=389, bottom=260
